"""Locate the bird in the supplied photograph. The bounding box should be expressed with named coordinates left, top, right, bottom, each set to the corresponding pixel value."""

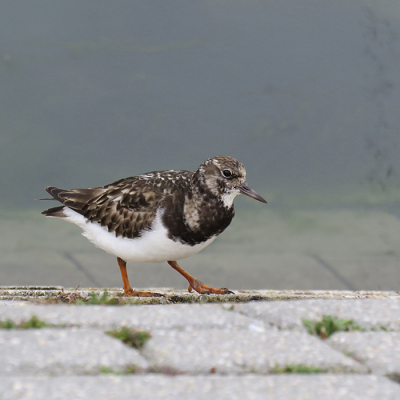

left=41, top=155, right=267, bottom=297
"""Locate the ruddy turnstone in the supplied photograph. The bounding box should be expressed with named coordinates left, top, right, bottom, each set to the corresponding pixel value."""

left=42, top=155, right=267, bottom=296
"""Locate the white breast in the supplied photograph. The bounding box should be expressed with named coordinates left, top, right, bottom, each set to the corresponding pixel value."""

left=62, top=207, right=216, bottom=263
left=222, top=190, right=240, bottom=208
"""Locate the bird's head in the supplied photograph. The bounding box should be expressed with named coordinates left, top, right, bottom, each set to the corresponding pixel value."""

left=194, top=155, right=267, bottom=208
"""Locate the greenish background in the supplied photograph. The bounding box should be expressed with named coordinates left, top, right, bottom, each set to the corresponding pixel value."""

left=1, top=1, right=400, bottom=291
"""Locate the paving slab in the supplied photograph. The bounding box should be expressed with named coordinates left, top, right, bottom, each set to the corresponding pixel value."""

left=321, top=255, right=400, bottom=291
left=245, top=209, right=400, bottom=257
left=1, top=375, right=399, bottom=400
left=0, top=251, right=85, bottom=287
left=0, top=303, right=265, bottom=331
left=328, top=332, right=400, bottom=378
left=0, top=328, right=148, bottom=376
left=188, top=252, right=350, bottom=290
left=237, top=299, right=400, bottom=330
left=141, top=329, right=366, bottom=374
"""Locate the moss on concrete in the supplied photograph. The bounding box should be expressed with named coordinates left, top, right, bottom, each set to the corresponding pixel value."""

left=1, top=286, right=399, bottom=304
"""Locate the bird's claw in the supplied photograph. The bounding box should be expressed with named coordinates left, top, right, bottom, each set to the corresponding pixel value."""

left=125, top=289, right=164, bottom=297
left=188, top=279, right=233, bottom=295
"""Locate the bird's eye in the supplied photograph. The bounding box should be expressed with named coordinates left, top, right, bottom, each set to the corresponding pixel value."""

left=222, top=169, right=232, bottom=178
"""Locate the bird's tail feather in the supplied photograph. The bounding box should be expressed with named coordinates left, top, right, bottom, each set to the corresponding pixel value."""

left=41, top=186, right=67, bottom=217
left=41, top=205, right=66, bottom=217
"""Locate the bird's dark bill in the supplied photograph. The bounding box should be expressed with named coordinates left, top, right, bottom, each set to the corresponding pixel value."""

left=238, top=183, right=267, bottom=203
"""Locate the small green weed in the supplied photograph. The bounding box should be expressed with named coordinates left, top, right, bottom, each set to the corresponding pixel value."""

left=107, top=327, right=151, bottom=349
left=56, top=289, right=143, bottom=305
left=371, top=326, right=393, bottom=332
left=0, top=319, right=16, bottom=329
left=302, top=315, right=364, bottom=339
left=19, top=315, right=50, bottom=329
left=273, top=364, right=322, bottom=374
left=100, top=365, right=138, bottom=374
left=77, top=290, right=120, bottom=305
left=0, top=316, right=51, bottom=329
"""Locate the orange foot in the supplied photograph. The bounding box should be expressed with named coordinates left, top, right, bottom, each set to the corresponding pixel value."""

left=124, top=289, right=164, bottom=297
left=188, top=279, right=234, bottom=295
left=167, top=260, right=234, bottom=295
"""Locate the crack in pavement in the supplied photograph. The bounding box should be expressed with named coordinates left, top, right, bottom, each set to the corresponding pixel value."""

left=63, top=252, right=102, bottom=288
left=311, top=254, right=356, bottom=291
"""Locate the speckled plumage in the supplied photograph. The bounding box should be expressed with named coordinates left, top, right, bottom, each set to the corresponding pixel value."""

left=44, top=170, right=195, bottom=241
left=42, top=155, right=267, bottom=296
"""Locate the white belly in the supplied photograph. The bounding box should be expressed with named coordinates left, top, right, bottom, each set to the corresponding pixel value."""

left=62, top=207, right=216, bottom=263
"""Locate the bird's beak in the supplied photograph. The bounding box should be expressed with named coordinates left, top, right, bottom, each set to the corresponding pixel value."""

left=238, top=183, right=267, bottom=203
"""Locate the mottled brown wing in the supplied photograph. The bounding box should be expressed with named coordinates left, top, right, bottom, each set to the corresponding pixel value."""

left=42, top=186, right=108, bottom=218
left=79, top=170, right=193, bottom=239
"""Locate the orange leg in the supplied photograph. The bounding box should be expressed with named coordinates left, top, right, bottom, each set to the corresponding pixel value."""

left=168, top=260, right=234, bottom=295
left=117, top=257, right=163, bottom=297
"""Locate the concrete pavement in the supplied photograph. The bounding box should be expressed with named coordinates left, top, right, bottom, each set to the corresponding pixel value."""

left=1, top=290, right=400, bottom=399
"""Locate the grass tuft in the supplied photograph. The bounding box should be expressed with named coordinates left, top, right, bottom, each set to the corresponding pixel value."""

left=106, top=327, right=151, bottom=350
left=100, top=365, right=138, bottom=374
left=302, top=315, right=364, bottom=339
left=0, top=319, right=16, bottom=329
left=273, top=364, right=323, bottom=374
left=76, top=290, right=120, bottom=305
left=0, top=315, right=51, bottom=329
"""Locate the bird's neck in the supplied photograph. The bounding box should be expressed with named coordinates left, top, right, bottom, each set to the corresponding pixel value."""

left=183, top=178, right=235, bottom=234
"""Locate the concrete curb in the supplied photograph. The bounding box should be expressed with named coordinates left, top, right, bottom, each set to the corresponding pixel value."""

left=1, top=286, right=399, bottom=303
